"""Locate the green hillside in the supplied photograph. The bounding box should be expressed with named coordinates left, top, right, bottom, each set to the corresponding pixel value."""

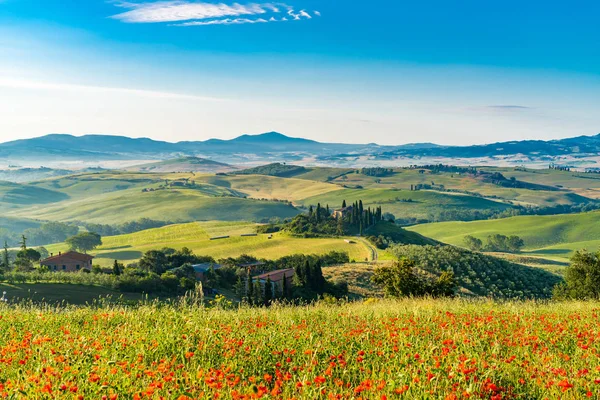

left=298, top=188, right=513, bottom=221
left=45, top=221, right=373, bottom=267
left=408, top=210, right=600, bottom=261
left=197, top=174, right=342, bottom=201
left=126, top=157, right=236, bottom=173
left=11, top=188, right=300, bottom=224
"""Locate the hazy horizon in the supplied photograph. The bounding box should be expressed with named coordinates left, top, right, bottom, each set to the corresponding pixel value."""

left=1, top=1, right=599, bottom=145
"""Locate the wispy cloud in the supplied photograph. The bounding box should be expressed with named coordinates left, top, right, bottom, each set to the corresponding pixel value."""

left=487, top=105, right=533, bottom=111
left=0, top=77, right=228, bottom=102
left=110, top=1, right=316, bottom=26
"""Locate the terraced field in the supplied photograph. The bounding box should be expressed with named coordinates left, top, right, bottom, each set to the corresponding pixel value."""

left=45, top=221, right=373, bottom=267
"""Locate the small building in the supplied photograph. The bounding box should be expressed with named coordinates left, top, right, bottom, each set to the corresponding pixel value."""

left=191, top=263, right=222, bottom=282
left=333, top=205, right=354, bottom=219
left=254, top=268, right=295, bottom=287
left=40, top=251, right=94, bottom=272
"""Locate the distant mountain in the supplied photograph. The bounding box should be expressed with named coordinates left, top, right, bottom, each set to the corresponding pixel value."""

left=126, top=156, right=236, bottom=173
left=1, top=131, right=599, bottom=167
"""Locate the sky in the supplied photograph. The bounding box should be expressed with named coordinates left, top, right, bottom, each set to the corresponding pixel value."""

left=0, top=0, right=599, bottom=145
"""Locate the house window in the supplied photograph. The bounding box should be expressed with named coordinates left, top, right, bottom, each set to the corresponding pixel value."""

left=76, top=265, right=80, bottom=270
left=53, top=265, right=57, bottom=270
left=62, top=265, right=66, bottom=270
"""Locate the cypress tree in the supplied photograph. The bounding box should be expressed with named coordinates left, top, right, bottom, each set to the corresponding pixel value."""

left=358, top=200, right=364, bottom=216
left=316, top=203, right=322, bottom=222
left=308, top=205, right=314, bottom=218
left=304, top=260, right=312, bottom=288
left=264, top=277, right=273, bottom=306
left=2, top=241, right=9, bottom=272
left=326, top=204, right=330, bottom=216
left=112, top=259, right=121, bottom=276
left=247, top=270, right=254, bottom=304
left=253, top=281, right=262, bottom=305
left=313, top=261, right=326, bottom=294
left=282, top=273, right=289, bottom=299
left=342, top=200, right=347, bottom=208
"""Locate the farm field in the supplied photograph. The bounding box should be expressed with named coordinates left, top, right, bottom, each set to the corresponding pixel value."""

left=298, top=187, right=513, bottom=221
left=1, top=299, right=599, bottom=399
left=45, top=221, right=374, bottom=267
left=408, top=210, right=600, bottom=261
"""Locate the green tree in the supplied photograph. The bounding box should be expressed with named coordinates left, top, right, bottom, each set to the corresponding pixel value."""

left=506, top=235, right=525, bottom=253
left=264, top=277, right=273, bottom=306
left=1, top=241, right=9, bottom=272
left=139, top=250, right=169, bottom=274
left=463, top=235, right=483, bottom=251
left=554, top=250, right=600, bottom=300
left=112, top=259, right=122, bottom=276
left=65, top=232, right=102, bottom=253
left=253, top=281, right=262, bottom=305
left=247, top=270, right=254, bottom=304
left=282, top=273, right=289, bottom=299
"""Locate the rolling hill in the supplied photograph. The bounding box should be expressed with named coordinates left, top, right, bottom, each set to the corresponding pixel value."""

left=45, top=221, right=374, bottom=267
left=126, top=157, right=236, bottom=173
left=407, top=210, right=600, bottom=261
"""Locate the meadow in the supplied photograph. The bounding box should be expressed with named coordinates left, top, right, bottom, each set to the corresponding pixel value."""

left=45, top=221, right=374, bottom=267
left=1, top=298, right=599, bottom=399
left=408, top=210, right=600, bottom=262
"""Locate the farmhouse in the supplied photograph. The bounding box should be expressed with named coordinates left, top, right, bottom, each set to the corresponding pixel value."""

left=333, top=205, right=354, bottom=219
left=191, top=263, right=222, bottom=282
left=254, top=268, right=295, bottom=287
left=40, top=251, right=94, bottom=272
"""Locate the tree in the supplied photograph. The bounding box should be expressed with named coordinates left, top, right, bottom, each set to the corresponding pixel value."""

left=247, top=270, right=254, bottom=304
left=282, top=273, right=289, bottom=299
left=1, top=241, right=9, bottom=272
left=506, top=236, right=525, bottom=253
left=253, top=281, right=262, bottom=305
left=554, top=250, right=600, bottom=300
left=264, top=277, right=273, bottom=306
left=112, top=259, right=122, bottom=276
left=372, top=259, right=457, bottom=298
left=139, top=250, right=169, bottom=274
left=463, top=235, right=483, bottom=251
left=65, top=232, right=102, bottom=253
left=342, top=200, right=347, bottom=208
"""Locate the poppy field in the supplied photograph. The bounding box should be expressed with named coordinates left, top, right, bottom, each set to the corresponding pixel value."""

left=0, top=299, right=599, bottom=399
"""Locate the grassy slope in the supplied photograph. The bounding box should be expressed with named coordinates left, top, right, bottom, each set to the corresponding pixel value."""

left=46, top=221, right=373, bottom=267
left=408, top=210, right=600, bottom=261
left=10, top=187, right=300, bottom=223
left=322, top=263, right=383, bottom=298
left=197, top=174, right=342, bottom=202
left=298, top=188, right=512, bottom=220
left=330, top=169, right=593, bottom=206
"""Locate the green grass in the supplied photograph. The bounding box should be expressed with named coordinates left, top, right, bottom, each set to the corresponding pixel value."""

left=408, top=210, right=600, bottom=261
left=298, top=188, right=512, bottom=221
left=10, top=187, right=300, bottom=223
left=0, top=282, right=145, bottom=305
left=46, top=221, right=374, bottom=267
left=196, top=174, right=342, bottom=201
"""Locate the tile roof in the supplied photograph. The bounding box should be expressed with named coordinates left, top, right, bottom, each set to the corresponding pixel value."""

left=255, top=268, right=295, bottom=282
left=41, top=251, right=94, bottom=264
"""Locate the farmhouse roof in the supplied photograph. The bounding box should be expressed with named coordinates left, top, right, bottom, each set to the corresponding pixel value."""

left=41, top=251, right=94, bottom=263
left=191, top=263, right=222, bottom=273
left=255, top=268, right=295, bottom=283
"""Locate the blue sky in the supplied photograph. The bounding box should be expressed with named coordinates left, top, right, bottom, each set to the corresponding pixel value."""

left=0, top=0, right=599, bottom=145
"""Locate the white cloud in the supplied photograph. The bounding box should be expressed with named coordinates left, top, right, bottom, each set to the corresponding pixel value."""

left=0, top=77, right=227, bottom=102
left=110, top=1, right=314, bottom=26
left=314, top=10, right=321, bottom=17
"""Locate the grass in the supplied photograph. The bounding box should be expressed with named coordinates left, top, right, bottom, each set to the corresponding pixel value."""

left=0, top=282, right=145, bottom=304
left=322, top=262, right=383, bottom=298
left=408, top=210, right=600, bottom=261
left=298, top=187, right=513, bottom=221
left=197, top=174, right=342, bottom=201
left=1, top=299, right=599, bottom=399
left=46, top=221, right=374, bottom=267
left=10, top=187, right=300, bottom=224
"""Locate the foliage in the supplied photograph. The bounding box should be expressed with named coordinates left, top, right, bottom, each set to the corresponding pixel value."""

left=65, top=232, right=102, bottom=253
left=372, top=259, right=457, bottom=298
left=139, top=247, right=215, bottom=274
left=235, top=163, right=307, bottom=177
left=360, top=167, right=393, bottom=177
left=553, top=250, right=600, bottom=300
left=463, top=235, right=483, bottom=251
left=483, top=234, right=524, bottom=253
left=389, top=244, right=561, bottom=299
